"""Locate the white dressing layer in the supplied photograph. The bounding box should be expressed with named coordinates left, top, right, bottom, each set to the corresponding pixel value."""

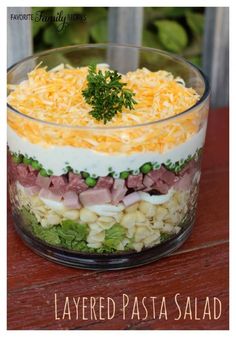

left=7, top=122, right=207, bottom=176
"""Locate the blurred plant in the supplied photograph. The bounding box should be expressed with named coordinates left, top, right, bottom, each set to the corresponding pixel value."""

left=142, top=7, right=205, bottom=66
left=32, top=7, right=204, bottom=67
left=32, top=7, right=108, bottom=52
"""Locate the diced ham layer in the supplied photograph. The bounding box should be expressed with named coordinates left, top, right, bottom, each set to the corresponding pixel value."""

left=9, top=152, right=199, bottom=207
left=145, top=167, right=181, bottom=194
left=79, top=188, right=112, bottom=207
left=143, top=175, right=154, bottom=188
left=175, top=173, right=192, bottom=190
left=95, top=176, right=113, bottom=190
left=39, top=188, right=63, bottom=202
left=67, top=172, right=88, bottom=193
left=111, top=179, right=128, bottom=205
left=180, top=160, right=196, bottom=176
left=127, top=174, right=143, bottom=190
left=161, top=170, right=179, bottom=186
left=175, top=164, right=198, bottom=191
left=147, top=167, right=166, bottom=182
left=16, top=164, right=38, bottom=187
left=35, top=175, right=51, bottom=189
left=153, top=180, right=169, bottom=194
left=63, top=191, right=81, bottom=209
left=123, top=192, right=141, bottom=207
left=50, top=175, right=68, bottom=194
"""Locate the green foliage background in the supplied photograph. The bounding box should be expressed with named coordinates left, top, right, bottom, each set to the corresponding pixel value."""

left=32, top=7, right=204, bottom=66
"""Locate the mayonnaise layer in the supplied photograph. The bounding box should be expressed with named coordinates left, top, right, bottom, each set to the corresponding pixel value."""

left=7, top=122, right=207, bottom=176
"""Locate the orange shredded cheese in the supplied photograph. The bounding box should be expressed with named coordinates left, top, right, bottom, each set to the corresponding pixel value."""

left=7, top=64, right=205, bottom=153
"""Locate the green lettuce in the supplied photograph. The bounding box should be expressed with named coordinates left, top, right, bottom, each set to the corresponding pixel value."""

left=57, top=220, right=89, bottom=249
left=21, top=207, right=38, bottom=227
left=19, top=208, right=131, bottom=253
left=104, top=224, right=126, bottom=250
left=33, top=223, right=61, bottom=245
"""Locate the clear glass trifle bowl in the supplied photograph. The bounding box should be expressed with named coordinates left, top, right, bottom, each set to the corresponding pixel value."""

left=7, top=44, right=210, bottom=269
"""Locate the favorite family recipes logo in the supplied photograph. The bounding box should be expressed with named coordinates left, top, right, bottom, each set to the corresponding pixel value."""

left=54, top=293, right=222, bottom=322
left=10, top=9, right=86, bottom=32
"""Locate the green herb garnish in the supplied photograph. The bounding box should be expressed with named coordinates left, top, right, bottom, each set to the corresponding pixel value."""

left=82, top=64, right=137, bottom=124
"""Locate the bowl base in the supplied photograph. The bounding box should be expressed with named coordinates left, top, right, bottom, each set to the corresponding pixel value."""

left=12, top=217, right=194, bottom=270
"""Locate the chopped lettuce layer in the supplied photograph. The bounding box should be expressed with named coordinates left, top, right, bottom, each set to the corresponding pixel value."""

left=20, top=207, right=133, bottom=253
left=104, top=224, right=126, bottom=249
left=19, top=207, right=175, bottom=253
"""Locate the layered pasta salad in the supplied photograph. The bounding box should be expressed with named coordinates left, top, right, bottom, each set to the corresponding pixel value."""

left=7, top=63, right=207, bottom=253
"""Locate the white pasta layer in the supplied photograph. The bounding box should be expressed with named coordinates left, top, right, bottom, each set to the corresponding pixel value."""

left=12, top=182, right=191, bottom=252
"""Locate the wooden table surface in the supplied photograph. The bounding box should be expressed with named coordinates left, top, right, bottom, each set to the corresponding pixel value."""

left=7, top=107, right=229, bottom=330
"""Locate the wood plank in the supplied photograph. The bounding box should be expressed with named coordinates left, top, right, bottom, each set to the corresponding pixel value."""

left=108, top=8, right=143, bottom=72
left=7, top=243, right=229, bottom=330
left=108, top=7, right=143, bottom=45
left=203, top=8, right=229, bottom=108
left=7, top=7, right=33, bottom=67
left=202, top=107, right=229, bottom=171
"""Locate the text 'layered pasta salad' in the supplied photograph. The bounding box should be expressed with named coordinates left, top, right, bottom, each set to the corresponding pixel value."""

left=7, top=63, right=207, bottom=253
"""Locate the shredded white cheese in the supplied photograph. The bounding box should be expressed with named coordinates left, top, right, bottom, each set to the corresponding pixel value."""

left=7, top=64, right=203, bottom=153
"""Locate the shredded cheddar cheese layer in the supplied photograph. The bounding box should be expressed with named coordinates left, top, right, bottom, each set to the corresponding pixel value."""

left=7, top=64, right=206, bottom=153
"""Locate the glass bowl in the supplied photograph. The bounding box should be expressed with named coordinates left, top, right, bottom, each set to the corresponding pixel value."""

left=7, top=43, right=210, bottom=270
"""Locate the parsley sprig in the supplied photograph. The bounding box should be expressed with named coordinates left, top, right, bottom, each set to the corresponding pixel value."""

left=82, top=64, right=137, bottom=124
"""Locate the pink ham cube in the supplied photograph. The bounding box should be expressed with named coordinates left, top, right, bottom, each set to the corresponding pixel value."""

left=63, top=191, right=81, bottom=209
left=95, top=176, right=114, bottom=190
left=39, top=188, right=63, bottom=202
left=35, top=175, right=51, bottom=189
left=111, top=179, right=128, bottom=204
left=143, top=175, right=154, bottom=188
left=122, top=192, right=141, bottom=207
left=50, top=175, right=68, bottom=194
left=67, top=172, right=88, bottom=193
left=126, top=174, right=143, bottom=189
left=79, top=188, right=112, bottom=207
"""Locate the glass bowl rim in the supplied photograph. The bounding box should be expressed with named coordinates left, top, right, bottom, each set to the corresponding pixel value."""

left=7, top=43, right=210, bottom=131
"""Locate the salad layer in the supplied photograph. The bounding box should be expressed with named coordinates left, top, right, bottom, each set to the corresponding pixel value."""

left=10, top=181, right=198, bottom=253
left=7, top=64, right=206, bottom=154
left=7, top=64, right=205, bottom=253
left=8, top=64, right=199, bottom=127
left=8, top=149, right=200, bottom=253
left=8, top=149, right=201, bottom=207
